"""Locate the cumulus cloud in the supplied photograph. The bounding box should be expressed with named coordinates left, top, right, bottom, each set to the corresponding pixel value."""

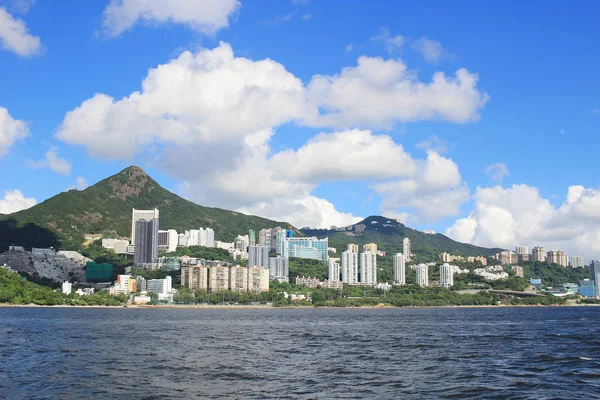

left=28, top=147, right=72, bottom=175
left=270, top=129, right=416, bottom=182
left=445, top=184, right=600, bottom=260
left=0, top=189, right=36, bottom=214
left=306, top=56, right=489, bottom=129
left=57, top=42, right=310, bottom=159
left=56, top=42, right=482, bottom=228
left=0, top=6, right=41, bottom=56
left=412, top=37, right=443, bottom=63
left=372, top=151, right=469, bottom=222
left=102, top=0, right=240, bottom=37
left=0, top=106, right=29, bottom=157
left=484, top=162, right=509, bottom=183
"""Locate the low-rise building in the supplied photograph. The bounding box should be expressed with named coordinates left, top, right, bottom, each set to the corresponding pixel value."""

left=62, top=281, right=72, bottom=295
left=511, top=265, right=525, bottom=278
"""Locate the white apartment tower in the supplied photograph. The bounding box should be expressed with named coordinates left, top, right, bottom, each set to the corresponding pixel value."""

left=416, top=264, right=429, bottom=287
left=341, top=250, right=359, bottom=284
left=571, top=255, right=585, bottom=268
left=440, top=263, right=454, bottom=288
left=403, top=238, right=412, bottom=262
left=328, top=259, right=341, bottom=282
left=360, top=251, right=377, bottom=285
left=393, top=253, right=406, bottom=285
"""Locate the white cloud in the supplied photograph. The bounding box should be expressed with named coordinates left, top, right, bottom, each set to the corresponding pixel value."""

left=28, top=147, right=71, bottom=175
left=270, top=129, right=416, bottom=182
left=484, top=162, right=509, bottom=183
left=102, top=0, right=240, bottom=37
left=57, top=42, right=310, bottom=159
left=372, top=151, right=469, bottom=222
left=56, top=42, right=483, bottom=228
left=559, top=128, right=565, bottom=135
left=306, top=55, right=489, bottom=129
left=412, top=37, right=443, bottom=63
left=371, top=27, right=404, bottom=54
left=0, top=106, right=29, bottom=157
left=0, top=189, right=36, bottom=214
left=345, top=43, right=353, bottom=53
left=446, top=184, right=600, bottom=260
left=0, top=6, right=41, bottom=56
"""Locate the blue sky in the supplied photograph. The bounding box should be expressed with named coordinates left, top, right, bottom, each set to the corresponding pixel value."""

left=1, top=0, right=600, bottom=258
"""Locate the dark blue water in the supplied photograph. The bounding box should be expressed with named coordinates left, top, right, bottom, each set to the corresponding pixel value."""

left=1, top=307, right=599, bottom=399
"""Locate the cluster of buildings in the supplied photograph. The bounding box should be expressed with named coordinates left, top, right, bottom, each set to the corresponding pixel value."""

left=439, top=252, right=488, bottom=265
left=295, top=276, right=343, bottom=289
left=492, top=246, right=581, bottom=268
left=181, top=264, right=269, bottom=293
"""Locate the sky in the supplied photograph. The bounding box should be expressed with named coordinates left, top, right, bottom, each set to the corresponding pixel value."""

left=1, top=0, right=600, bottom=259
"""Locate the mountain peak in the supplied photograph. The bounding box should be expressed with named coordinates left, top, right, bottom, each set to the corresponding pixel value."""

left=106, top=166, right=156, bottom=201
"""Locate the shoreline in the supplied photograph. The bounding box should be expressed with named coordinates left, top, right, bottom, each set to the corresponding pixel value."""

left=1, top=303, right=598, bottom=309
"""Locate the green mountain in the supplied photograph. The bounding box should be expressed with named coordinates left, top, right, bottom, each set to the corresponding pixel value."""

left=0, top=166, right=293, bottom=250
left=302, top=216, right=501, bottom=260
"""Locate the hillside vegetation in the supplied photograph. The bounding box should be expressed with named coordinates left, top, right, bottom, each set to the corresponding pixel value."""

left=0, top=166, right=293, bottom=250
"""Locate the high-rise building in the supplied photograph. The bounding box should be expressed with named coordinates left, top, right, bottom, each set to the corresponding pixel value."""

left=229, top=266, right=248, bottom=292
left=591, top=260, right=600, bottom=298
left=234, top=235, right=250, bottom=252
left=248, top=245, right=270, bottom=268
left=282, top=237, right=328, bottom=261
left=199, top=228, right=215, bottom=247
left=208, top=266, right=230, bottom=292
left=546, top=250, right=568, bottom=267
left=247, top=267, right=270, bottom=292
left=185, top=229, right=200, bottom=246
left=328, top=259, right=340, bottom=281
left=511, top=265, right=524, bottom=278
left=415, top=264, right=429, bottom=287
left=341, top=250, right=359, bottom=284
left=532, top=246, right=545, bottom=262
left=347, top=244, right=359, bottom=253
left=440, top=263, right=454, bottom=288
left=258, top=228, right=272, bottom=248
left=178, top=233, right=188, bottom=247
left=249, top=230, right=256, bottom=246
left=269, top=256, right=289, bottom=283
left=360, top=251, right=377, bottom=284
left=131, top=208, right=159, bottom=243
left=158, top=229, right=178, bottom=252
left=403, top=238, right=412, bottom=262
left=115, top=274, right=136, bottom=295
left=181, top=265, right=209, bottom=291
left=134, top=218, right=159, bottom=266
left=571, top=256, right=585, bottom=268
left=498, top=250, right=518, bottom=265
left=135, top=275, right=147, bottom=292
left=515, top=246, right=529, bottom=255
left=363, top=243, right=377, bottom=254
left=393, top=253, right=406, bottom=285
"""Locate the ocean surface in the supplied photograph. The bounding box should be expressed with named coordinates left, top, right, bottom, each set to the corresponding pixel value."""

left=1, top=307, right=599, bottom=399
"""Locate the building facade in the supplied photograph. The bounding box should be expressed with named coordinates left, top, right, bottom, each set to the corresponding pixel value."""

left=229, top=265, right=248, bottom=292
left=415, top=264, right=429, bottom=287
left=403, top=238, right=412, bottom=261
left=363, top=243, right=377, bottom=254
left=511, top=265, right=524, bottom=278
left=546, top=250, right=568, bottom=267
left=268, top=256, right=289, bottom=283
left=208, top=266, right=230, bottom=292
left=347, top=244, right=359, bottom=253
left=247, top=267, right=270, bottom=292
left=181, top=265, right=209, bottom=291
left=571, top=256, right=585, bottom=268
left=134, top=218, right=159, bottom=266
left=532, top=246, right=545, bottom=262
left=248, top=245, right=270, bottom=268
left=360, top=251, right=377, bottom=285
left=341, top=250, right=359, bottom=284
left=328, top=259, right=340, bottom=281
left=440, top=263, right=454, bottom=288
left=591, top=260, right=600, bottom=298
left=131, top=208, right=159, bottom=243
left=393, top=253, right=406, bottom=285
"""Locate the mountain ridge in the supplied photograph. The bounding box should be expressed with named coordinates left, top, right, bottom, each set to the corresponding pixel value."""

left=302, top=215, right=501, bottom=259
left=0, top=166, right=293, bottom=250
